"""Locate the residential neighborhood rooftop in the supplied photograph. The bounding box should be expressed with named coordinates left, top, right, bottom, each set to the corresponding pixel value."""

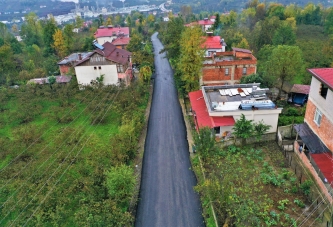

left=290, top=84, right=311, bottom=94
left=58, top=52, right=92, bottom=65
left=201, top=84, right=277, bottom=112
left=307, top=68, right=333, bottom=90
left=202, top=36, right=225, bottom=49
left=94, top=26, right=130, bottom=38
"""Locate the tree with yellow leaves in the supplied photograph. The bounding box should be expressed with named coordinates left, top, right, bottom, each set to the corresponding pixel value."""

left=53, top=29, right=66, bottom=58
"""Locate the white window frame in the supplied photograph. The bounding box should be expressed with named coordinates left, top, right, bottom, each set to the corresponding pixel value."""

left=225, top=68, right=229, bottom=75
left=242, top=67, right=247, bottom=75
left=314, top=108, right=322, bottom=126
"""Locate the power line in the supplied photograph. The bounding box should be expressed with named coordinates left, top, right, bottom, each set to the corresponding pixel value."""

left=0, top=88, right=104, bottom=192
left=0, top=87, right=118, bottom=225
left=20, top=90, right=120, bottom=227
left=0, top=88, right=93, bottom=174
left=0, top=88, right=114, bottom=213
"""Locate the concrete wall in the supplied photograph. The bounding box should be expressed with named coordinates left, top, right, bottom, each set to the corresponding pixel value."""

left=74, top=64, right=118, bottom=86
left=96, top=36, right=115, bottom=45
left=210, top=109, right=282, bottom=134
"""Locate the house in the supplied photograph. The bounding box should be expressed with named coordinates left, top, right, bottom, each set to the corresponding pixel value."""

left=293, top=68, right=333, bottom=203
left=189, top=84, right=282, bottom=138
left=28, top=76, right=72, bottom=85
left=201, top=47, right=257, bottom=85
left=185, top=18, right=214, bottom=31
left=202, top=34, right=226, bottom=57
left=74, top=42, right=132, bottom=87
left=111, top=36, right=131, bottom=49
left=94, top=25, right=130, bottom=45
left=58, top=52, right=92, bottom=75
left=287, top=84, right=310, bottom=106
left=163, top=17, right=169, bottom=22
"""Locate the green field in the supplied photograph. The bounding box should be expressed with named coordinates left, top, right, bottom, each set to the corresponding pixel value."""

left=0, top=81, right=149, bottom=226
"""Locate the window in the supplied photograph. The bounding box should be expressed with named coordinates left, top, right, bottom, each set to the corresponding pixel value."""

left=214, top=127, right=220, bottom=134
left=242, top=67, right=247, bottom=75
left=320, top=83, right=328, bottom=99
left=94, top=66, right=97, bottom=70
left=225, top=68, right=229, bottom=75
left=314, top=108, right=322, bottom=126
left=117, top=64, right=124, bottom=73
left=98, top=66, right=101, bottom=70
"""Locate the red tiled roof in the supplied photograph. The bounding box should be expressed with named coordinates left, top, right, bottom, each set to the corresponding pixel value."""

left=202, top=36, right=222, bottom=49
left=94, top=27, right=130, bottom=38
left=75, top=42, right=131, bottom=66
left=308, top=68, right=333, bottom=90
left=232, top=47, right=252, bottom=54
left=197, top=19, right=214, bottom=25
left=189, top=90, right=235, bottom=129
left=112, top=37, right=130, bottom=46
left=290, top=84, right=310, bottom=94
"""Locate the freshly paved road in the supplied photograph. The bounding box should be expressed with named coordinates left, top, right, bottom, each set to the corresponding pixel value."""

left=135, top=33, right=205, bottom=227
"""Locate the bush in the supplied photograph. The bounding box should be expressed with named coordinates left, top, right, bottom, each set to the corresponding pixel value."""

left=300, top=180, right=313, bottom=195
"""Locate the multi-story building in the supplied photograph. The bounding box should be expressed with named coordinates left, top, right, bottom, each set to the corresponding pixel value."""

left=201, top=47, right=257, bottom=85
left=94, top=26, right=130, bottom=45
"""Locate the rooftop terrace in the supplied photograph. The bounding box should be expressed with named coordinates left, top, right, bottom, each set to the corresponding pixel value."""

left=202, top=84, right=277, bottom=112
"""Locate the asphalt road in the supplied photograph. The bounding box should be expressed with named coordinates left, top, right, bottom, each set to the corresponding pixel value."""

left=135, top=33, right=205, bottom=227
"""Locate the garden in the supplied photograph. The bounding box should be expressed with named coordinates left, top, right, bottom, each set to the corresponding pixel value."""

left=192, top=128, right=319, bottom=227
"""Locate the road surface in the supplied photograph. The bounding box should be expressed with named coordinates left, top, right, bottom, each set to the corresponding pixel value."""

left=135, top=33, right=205, bottom=227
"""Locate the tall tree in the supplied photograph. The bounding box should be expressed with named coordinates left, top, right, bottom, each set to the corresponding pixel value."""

left=160, top=17, right=184, bottom=62
left=264, top=45, right=304, bottom=98
left=232, top=114, right=254, bottom=146
left=178, top=26, right=205, bottom=93
left=42, top=17, right=57, bottom=55
left=53, top=29, right=66, bottom=58
left=20, top=12, right=42, bottom=46
left=63, top=24, right=74, bottom=53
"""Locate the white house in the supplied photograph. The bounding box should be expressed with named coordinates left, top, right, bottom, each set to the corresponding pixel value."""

left=189, top=84, right=282, bottom=138
left=74, top=42, right=132, bottom=87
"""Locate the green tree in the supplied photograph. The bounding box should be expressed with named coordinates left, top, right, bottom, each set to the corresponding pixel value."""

left=0, top=45, right=15, bottom=84
left=193, top=127, right=216, bottom=160
left=63, top=24, right=74, bottom=53
left=20, top=12, right=42, bottom=46
left=105, top=165, right=135, bottom=207
left=232, top=114, right=253, bottom=146
left=212, top=13, right=221, bottom=30
left=139, top=65, right=152, bottom=83
left=178, top=26, right=205, bottom=93
left=160, top=17, right=184, bottom=62
left=264, top=45, right=304, bottom=98
left=272, top=23, right=296, bottom=45
left=126, top=32, right=143, bottom=52
left=42, top=17, right=57, bottom=55
left=253, top=120, right=271, bottom=141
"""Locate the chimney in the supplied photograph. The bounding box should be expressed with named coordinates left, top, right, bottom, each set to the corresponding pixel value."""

left=78, top=53, right=82, bottom=60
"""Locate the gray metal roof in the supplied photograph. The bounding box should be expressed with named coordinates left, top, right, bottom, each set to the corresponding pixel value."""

left=58, top=52, right=92, bottom=65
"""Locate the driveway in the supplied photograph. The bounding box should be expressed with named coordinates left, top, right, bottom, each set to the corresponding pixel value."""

left=135, top=33, right=205, bottom=227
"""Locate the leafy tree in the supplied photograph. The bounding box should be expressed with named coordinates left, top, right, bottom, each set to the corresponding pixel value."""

left=263, top=45, right=304, bottom=98
left=20, top=12, right=42, bottom=46
left=48, top=75, right=56, bottom=89
left=63, top=24, right=74, bottom=53
left=139, top=65, right=152, bottom=83
left=105, top=165, right=135, bottom=207
left=126, top=32, right=143, bottom=52
left=325, top=8, right=333, bottom=34
left=0, top=45, right=15, bottom=84
left=212, top=13, right=221, bottom=30
left=272, top=23, right=296, bottom=45
left=53, top=29, right=66, bottom=58
left=232, top=114, right=253, bottom=146
left=160, top=17, right=184, bottom=62
left=42, top=17, right=57, bottom=55
left=178, top=26, right=205, bottom=93
left=253, top=120, right=271, bottom=141
left=74, top=15, right=84, bottom=28
left=193, top=127, right=216, bottom=160
left=239, top=73, right=269, bottom=87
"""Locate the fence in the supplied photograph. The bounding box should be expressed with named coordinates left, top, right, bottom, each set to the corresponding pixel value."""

left=279, top=141, right=332, bottom=226
left=216, top=132, right=276, bottom=148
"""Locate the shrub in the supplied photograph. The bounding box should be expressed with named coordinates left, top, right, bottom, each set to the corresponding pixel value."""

left=300, top=180, right=313, bottom=195
left=294, top=199, right=305, bottom=208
